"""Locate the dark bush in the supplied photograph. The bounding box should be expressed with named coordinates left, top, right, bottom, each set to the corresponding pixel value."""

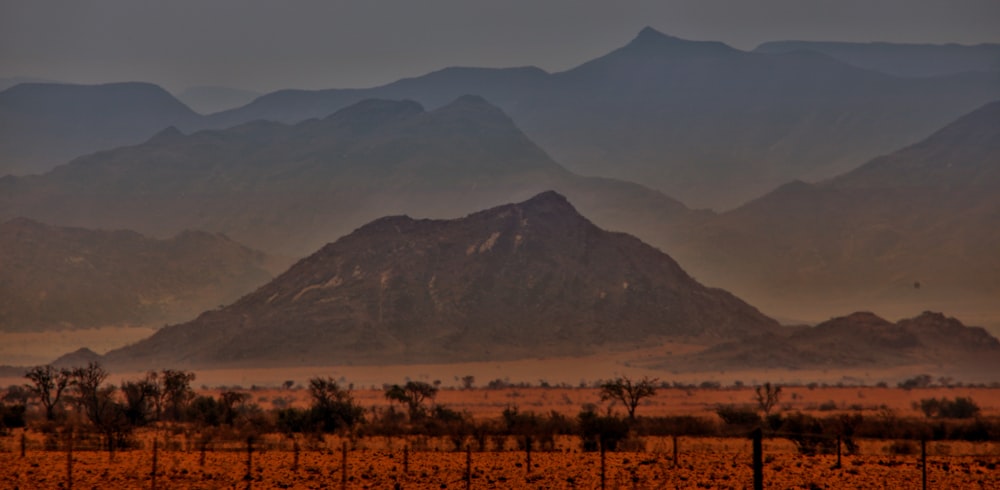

left=780, top=412, right=836, bottom=456
left=716, top=405, right=761, bottom=427
left=818, top=401, right=838, bottom=411
left=364, top=406, right=407, bottom=437
left=898, top=374, right=932, bottom=390
left=308, top=378, right=365, bottom=433
left=632, top=415, right=718, bottom=437
left=188, top=395, right=222, bottom=427
left=946, top=417, right=999, bottom=442
left=578, top=406, right=630, bottom=451
left=886, top=439, right=918, bottom=455
left=0, top=402, right=27, bottom=432
left=500, top=406, right=569, bottom=450
left=918, top=397, right=980, bottom=419
left=275, top=407, right=310, bottom=434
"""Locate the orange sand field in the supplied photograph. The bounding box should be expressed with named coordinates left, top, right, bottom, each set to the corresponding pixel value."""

left=232, top=386, right=1000, bottom=419
left=2, top=434, right=998, bottom=489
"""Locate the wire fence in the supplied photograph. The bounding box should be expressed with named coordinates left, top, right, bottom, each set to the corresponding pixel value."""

left=1, top=430, right=998, bottom=489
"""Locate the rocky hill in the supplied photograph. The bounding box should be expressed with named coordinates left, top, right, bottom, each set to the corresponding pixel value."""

left=102, top=192, right=778, bottom=368
left=675, top=311, right=1000, bottom=370
left=0, top=218, right=278, bottom=332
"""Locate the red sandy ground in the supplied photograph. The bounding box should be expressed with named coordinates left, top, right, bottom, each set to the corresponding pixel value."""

left=2, top=434, right=998, bottom=489
left=241, top=386, right=1000, bottom=419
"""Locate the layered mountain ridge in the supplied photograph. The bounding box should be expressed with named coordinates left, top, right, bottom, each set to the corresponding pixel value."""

left=0, top=95, right=698, bottom=257
left=0, top=218, right=278, bottom=332
left=4, top=28, right=998, bottom=209
left=670, top=100, right=1000, bottom=327
left=0, top=82, right=201, bottom=175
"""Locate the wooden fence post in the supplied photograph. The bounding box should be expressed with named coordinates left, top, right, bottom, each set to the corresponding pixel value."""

left=341, top=441, right=348, bottom=490
left=20, top=431, right=26, bottom=458
left=751, top=428, right=763, bottom=490
left=403, top=444, right=409, bottom=474
left=246, top=436, right=254, bottom=490
left=835, top=435, right=842, bottom=469
left=921, top=438, right=927, bottom=490
left=465, top=444, right=472, bottom=490
left=65, top=429, right=73, bottom=490
left=600, top=438, right=607, bottom=490
left=151, top=439, right=158, bottom=490
left=293, top=438, right=300, bottom=471
left=673, top=435, right=679, bottom=468
left=525, top=436, right=532, bottom=475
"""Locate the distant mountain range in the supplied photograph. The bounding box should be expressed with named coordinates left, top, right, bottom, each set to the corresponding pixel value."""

left=669, top=100, right=1000, bottom=327
left=754, top=41, right=1000, bottom=78
left=0, top=82, right=201, bottom=175
left=173, top=85, right=262, bottom=115
left=0, top=218, right=278, bottom=332
left=4, top=28, right=998, bottom=209
left=4, top=93, right=999, bottom=330
left=0, top=95, right=698, bottom=257
left=201, top=28, right=1000, bottom=209
left=672, top=311, right=1000, bottom=370
left=101, top=192, right=778, bottom=369
left=0, top=77, right=58, bottom=92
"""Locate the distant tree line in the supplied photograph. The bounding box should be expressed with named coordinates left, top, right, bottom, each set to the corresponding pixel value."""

left=2, top=367, right=997, bottom=454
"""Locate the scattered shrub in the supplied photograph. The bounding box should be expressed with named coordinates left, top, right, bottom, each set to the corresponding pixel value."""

left=818, top=400, right=838, bottom=411
left=578, top=405, right=630, bottom=451
left=885, top=439, right=918, bottom=455
left=917, top=397, right=980, bottom=419
left=780, top=412, right=837, bottom=456
left=715, top=405, right=761, bottom=427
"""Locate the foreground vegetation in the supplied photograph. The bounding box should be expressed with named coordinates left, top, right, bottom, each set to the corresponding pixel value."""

left=3, top=364, right=999, bottom=452
left=2, top=364, right=999, bottom=488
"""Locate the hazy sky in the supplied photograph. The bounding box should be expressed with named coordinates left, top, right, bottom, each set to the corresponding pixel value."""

left=2, top=0, right=998, bottom=93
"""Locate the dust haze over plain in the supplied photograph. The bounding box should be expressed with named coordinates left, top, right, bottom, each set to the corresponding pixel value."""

left=1, top=0, right=999, bottom=94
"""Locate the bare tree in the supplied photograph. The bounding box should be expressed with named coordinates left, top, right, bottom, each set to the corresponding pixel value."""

left=72, top=362, right=110, bottom=424
left=160, top=369, right=195, bottom=421
left=121, top=374, right=160, bottom=426
left=24, top=365, right=72, bottom=421
left=219, top=391, right=251, bottom=426
left=70, top=363, right=132, bottom=452
left=754, top=382, right=782, bottom=417
left=307, top=377, right=364, bottom=432
left=384, top=381, right=438, bottom=420
left=599, top=376, right=658, bottom=420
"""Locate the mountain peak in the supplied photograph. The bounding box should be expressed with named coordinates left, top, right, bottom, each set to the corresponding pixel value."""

left=624, top=26, right=737, bottom=55
left=635, top=26, right=679, bottom=43
left=433, top=94, right=507, bottom=117
left=52, top=347, right=102, bottom=368
left=515, top=190, right=576, bottom=214
left=147, top=125, right=185, bottom=143
left=429, top=95, right=522, bottom=132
